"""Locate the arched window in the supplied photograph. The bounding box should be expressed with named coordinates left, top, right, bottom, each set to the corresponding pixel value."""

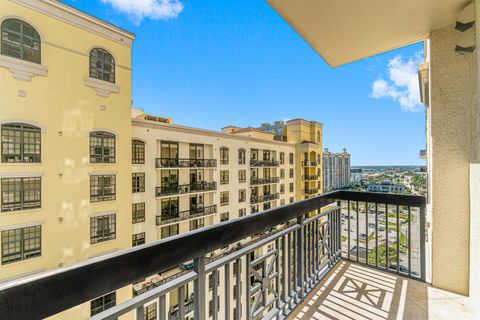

left=90, top=131, right=115, bottom=163
left=132, top=139, right=145, bottom=164
left=317, top=130, right=321, bottom=142
left=89, top=48, right=115, bottom=83
left=1, top=123, right=41, bottom=163
left=1, top=19, right=41, bottom=64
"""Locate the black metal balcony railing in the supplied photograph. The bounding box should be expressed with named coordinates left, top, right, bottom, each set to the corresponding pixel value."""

left=156, top=182, right=217, bottom=197
left=302, top=160, right=318, bottom=167
left=250, top=193, right=280, bottom=204
left=303, top=188, right=319, bottom=195
left=155, top=158, right=217, bottom=168
left=156, top=205, right=218, bottom=226
left=250, top=177, right=280, bottom=185
left=250, top=159, right=280, bottom=167
left=302, top=175, right=319, bottom=181
left=0, top=191, right=426, bottom=320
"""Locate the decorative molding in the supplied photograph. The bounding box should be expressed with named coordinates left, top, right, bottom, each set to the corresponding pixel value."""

left=0, top=220, right=44, bottom=231
left=89, top=210, right=117, bottom=218
left=86, top=128, right=119, bottom=139
left=0, top=55, right=48, bottom=81
left=0, top=119, right=47, bottom=133
left=8, top=0, right=135, bottom=47
left=88, top=171, right=117, bottom=176
left=0, top=172, right=43, bottom=178
left=84, top=77, right=120, bottom=97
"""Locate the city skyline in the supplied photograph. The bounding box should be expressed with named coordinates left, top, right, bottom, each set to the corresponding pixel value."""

left=63, top=0, right=426, bottom=166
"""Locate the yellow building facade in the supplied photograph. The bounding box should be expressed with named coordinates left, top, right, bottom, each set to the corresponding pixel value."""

left=0, top=0, right=134, bottom=318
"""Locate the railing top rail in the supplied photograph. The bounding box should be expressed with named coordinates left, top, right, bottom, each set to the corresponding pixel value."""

left=0, top=190, right=425, bottom=320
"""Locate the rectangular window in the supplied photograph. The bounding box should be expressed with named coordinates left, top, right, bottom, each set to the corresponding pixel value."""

left=289, top=153, right=294, bottom=165
left=90, top=175, right=116, bottom=202
left=290, top=197, right=294, bottom=203
left=1, top=225, right=41, bottom=265
left=190, top=218, right=205, bottom=231
left=280, top=184, right=285, bottom=194
left=238, top=170, right=246, bottom=183
left=144, top=303, right=157, bottom=320
left=1, top=177, right=41, bottom=212
left=263, top=150, right=270, bottom=161
left=132, top=140, right=145, bottom=164
left=280, top=152, right=285, bottom=165
left=189, top=144, right=204, bottom=159
left=132, top=173, right=145, bottom=193
left=220, top=212, right=229, bottom=222
left=220, top=148, right=229, bottom=165
left=161, top=141, right=178, bottom=159
left=239, top=208, right=246, bottom=217
left=289, top=168, right=294, bottom=178
left=220, top=170, right=229, bottom=185
left=280, top=199, right=285, bottom=206
left=90, top=132, right=115, bottom=163
left=238, top=149, right=246, bottom=165
left=251, top=149, right=258, bottom=161
left=90, top=214, right=116, bottom=244
left=289, top=183, right=294, bottom=193
left=1, top=123, right=41, bottom=163
left=132, top=232, right=145, bottom=246
left=239, top=189, right=246, bottom=203
left=91, top=292, right=116, bottom=316
left=132, top=202, right=145, bottom=223
left=220, top=191, right=229, bottom=206
left=161, top=224, right=179, bottom=239
left=280, top=169, right=285, bottom=179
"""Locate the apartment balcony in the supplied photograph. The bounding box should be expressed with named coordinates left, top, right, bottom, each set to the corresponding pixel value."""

left=250, top=177, right=280, bottom=185
left=302, top=188, right=319, bottom=195
left=250, top=193, right=280, bottom=204
left=156, top=205, right=217, bottom=226
left=250, top=159, right=280, bottom=167
left=155, top=181, right=217, bottom=197
left=302, top=174, right=319, bottom=181
left=302, top=160, right=318, bottom=167
left=155, top=158, right=217, bottom=168
left=2, top=191, right=478, bottom=320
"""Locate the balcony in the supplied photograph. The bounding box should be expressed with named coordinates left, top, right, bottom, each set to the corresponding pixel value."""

left=155, top=158, right=217, bottom=168
left=250, top=177, right=280, bottom=185
left=156, top=205, right=217, bottom=226
left=302, top=160, right=318, bottom=167
left=155, top=181, right=217, bottom=197
left=3, top=191, right=478, bottom=320
left=250, top=159, right=280, bottom=167
left=250, top=193, right=280, bottom=204
left=302, top=188, right=319, bottom=195
left=302, top=174, right=318, bottom=181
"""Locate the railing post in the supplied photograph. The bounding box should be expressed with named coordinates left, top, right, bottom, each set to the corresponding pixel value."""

left=296, top=214, right=305, bottom=299
left=194, top=255, right=206, bottom=320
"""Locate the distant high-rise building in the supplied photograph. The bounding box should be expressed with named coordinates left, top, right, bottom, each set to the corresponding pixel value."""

left=350, top=168, right=363, bottom=184
left=323, top=148, right=351, bottom=192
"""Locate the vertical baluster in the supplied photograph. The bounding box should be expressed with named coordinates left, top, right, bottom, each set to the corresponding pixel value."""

left=347, top=200, right=351, bottom=260
left=281, top=235, right=287, bottom=315
left=420, top=205, right=426, bottom=282
left=375, top=203, right=379, bottom=267
left=287, top=232, right=292, bottom=303
left=224, top=264, right=230, bottom=320
left=356, top=201, right=359, bottom=262
left=275, top=238, right=281, bottom=317
left=235, top=258, right=242, bottom=320
left=212, top=270, right=218, bottom=320
left=178, top=285, right=185, bottom=320
left=136, top=305, right=144, bottom=320
left=296, top=215, right=305, bottom=299
left=314, top=219, right=319, bottom=277
left=366, top=202, right=369, bottom=265
left=159, top=295, right=167, bottom=320
left=408, top=206, right=411, bottom=277
left=396, top=205, right=400, bottom=274
left=337, top=206, right=341, bottom=260
left=194, top=256, right=206, bottom=320
left=245, top=253, right=251, bottom=320
left=306, top=222, right=311, bottom=281
left=386, top=204, right=389, bottom=270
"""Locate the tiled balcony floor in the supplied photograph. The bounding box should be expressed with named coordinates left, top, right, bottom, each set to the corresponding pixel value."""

left=288, top=261, right=478, bottom=320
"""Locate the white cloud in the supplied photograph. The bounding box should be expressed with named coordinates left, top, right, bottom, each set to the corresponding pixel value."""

left=371, top=52, right=423, bottom=112
left=101, top=0, right=184, bottom=22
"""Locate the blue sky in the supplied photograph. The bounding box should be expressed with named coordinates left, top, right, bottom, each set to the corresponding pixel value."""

left=65, top=0, right=426, bottom=166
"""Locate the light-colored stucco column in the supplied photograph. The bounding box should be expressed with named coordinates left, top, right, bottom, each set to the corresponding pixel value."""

left=429, top=22, right=474, bottom=296
left=469, top=0, right=480, bottom=308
